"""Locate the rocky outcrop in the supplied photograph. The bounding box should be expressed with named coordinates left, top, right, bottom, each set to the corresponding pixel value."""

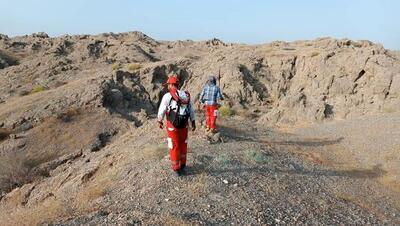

left=1, top=32, right=399, bottom=126
left=0, top=50, right=19, bottom=69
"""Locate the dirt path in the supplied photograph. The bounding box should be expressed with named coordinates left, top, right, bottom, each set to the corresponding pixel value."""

left=52, top=116, right=400, bottom=225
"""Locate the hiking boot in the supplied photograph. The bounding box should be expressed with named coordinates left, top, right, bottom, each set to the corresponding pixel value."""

left=179, top=165, right=187, bottom=175
left=172, top=170, right=182, bottom=177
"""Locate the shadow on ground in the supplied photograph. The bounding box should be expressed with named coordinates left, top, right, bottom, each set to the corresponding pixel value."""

left=186, top=124, right=383, bottom=180
left=188, top=161, right=386, bottom=179
left=219, top=125, right=344, bottom=147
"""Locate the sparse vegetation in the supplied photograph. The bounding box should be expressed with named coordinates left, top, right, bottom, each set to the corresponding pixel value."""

left=244, top=150, right=270, bottom=164
left=30, top=85, right=47, bottom=94
left=0, top=152, right=32, bottom=193
left=283, top=47, right=296, bottom=51
left=311, top=52, right=320, bottom=57
left=54, top=80, right=68, bottom=88
left=215, top=154, right=230, bottom=165
left=238, top=63, right=247, bottom=72
left=0, top=166, right=115, bottom=225
left=127, top=63, right=141, bottom=71
left=57, top=107, right=82, bottom=122
left=140, top=144, right=166, bottom=160
left=112, top=63, right=121, bottom=70
left=219, top=105, right=234, bottom=117
left=383, top=107, right=396, bottom=113
left=18, top=90, right=30, bottom=96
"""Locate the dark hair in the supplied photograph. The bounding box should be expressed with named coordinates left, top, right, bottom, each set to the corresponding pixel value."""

left=208, top=76, right=216, bottom=85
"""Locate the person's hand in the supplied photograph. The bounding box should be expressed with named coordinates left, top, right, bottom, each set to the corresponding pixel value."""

left=196, top=102, right=202, bottom=111
left=191, top=121, right=196, bottom=131
left=158, top=121, right=163, bottom=129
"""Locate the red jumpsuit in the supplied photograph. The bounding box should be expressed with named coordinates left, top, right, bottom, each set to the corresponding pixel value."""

left=166, top=121, right=188, bottom=171
left=158, top=90, right=195, bottom=171
left=205, top=104, right=218, bottom=130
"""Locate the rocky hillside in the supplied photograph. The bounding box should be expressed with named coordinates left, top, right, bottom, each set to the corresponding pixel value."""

left=0, top=32, right=399, bottom=225
left=0, top=32, right=399, bottom=126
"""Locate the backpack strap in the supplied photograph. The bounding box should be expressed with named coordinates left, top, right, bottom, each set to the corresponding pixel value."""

left=167, top=94, right=180, bottom=113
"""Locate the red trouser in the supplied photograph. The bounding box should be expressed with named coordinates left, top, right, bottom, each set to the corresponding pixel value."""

left=205, top=104, right=218, bottom=130
left=166, top=121, right=188, bottom=171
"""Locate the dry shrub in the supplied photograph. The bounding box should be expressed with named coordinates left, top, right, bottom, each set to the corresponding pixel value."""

left=270, top=53, right=288, bottom=58
left=127, top=63, right=141, bottom=71
left=54, top=80, right=68, bottom=88
left=263, top=47, right=274, bottom=53
left=383, top=107, right=396, bottom=113
left=30, top=85, right=47, bottom=94
left=235, top=109, right=258, bottom=118
left=283, top=47, right=296, bottom=51
left=56, top=107, right=82, bottom=123
left=27, top=110, right=109, bottom=163
left=0, top=143, right=60, bottom=193
left=139, top=144, right=166, bottom=160
left=74, top=177, right=110, bottom=213
left=219, top=105, right=234, bottom=117
left=0, top=163, right=116, bottom=225
left=0, top=152, right=32, bottom=193
left=311, top=52, right=320, bottom=57
left=73, top=161, right=118, bottom=214
left=0, top=196, right=66, bottom=226
left=111, top=63, right=121, bottom=70
left=379, top=174, right=400, bottom=193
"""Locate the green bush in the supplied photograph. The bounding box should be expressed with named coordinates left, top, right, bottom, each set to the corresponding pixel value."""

left=30, top=85, right=46, bottom=94
left=219, top=105, right=234, bottom=117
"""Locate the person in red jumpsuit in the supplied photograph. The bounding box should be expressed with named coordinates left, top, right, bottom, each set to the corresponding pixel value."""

left=157, top=75, right=196, bottom=176
left=199, top=76, right=224, bottom=133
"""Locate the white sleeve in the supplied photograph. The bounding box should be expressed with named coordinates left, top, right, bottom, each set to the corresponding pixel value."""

left=157, top=93, right=171, bottom=121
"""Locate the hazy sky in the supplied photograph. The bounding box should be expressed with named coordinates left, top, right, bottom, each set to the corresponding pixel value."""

left=1, top=0, right=399, bottom=49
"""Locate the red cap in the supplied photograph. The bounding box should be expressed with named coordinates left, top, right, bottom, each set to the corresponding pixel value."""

left=164, top=75, right=179, bottom=85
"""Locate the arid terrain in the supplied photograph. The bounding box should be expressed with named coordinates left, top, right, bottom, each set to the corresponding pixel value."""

left=0, top=31, right=399, bottom=225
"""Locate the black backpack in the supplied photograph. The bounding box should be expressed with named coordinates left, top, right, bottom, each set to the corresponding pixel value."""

left=167, top=95, right=190, bottom=129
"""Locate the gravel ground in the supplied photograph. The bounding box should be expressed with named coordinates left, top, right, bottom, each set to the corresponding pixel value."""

left=297, top=112, right=400, bottom=194
left=51, top=116, right=400, bottom=226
